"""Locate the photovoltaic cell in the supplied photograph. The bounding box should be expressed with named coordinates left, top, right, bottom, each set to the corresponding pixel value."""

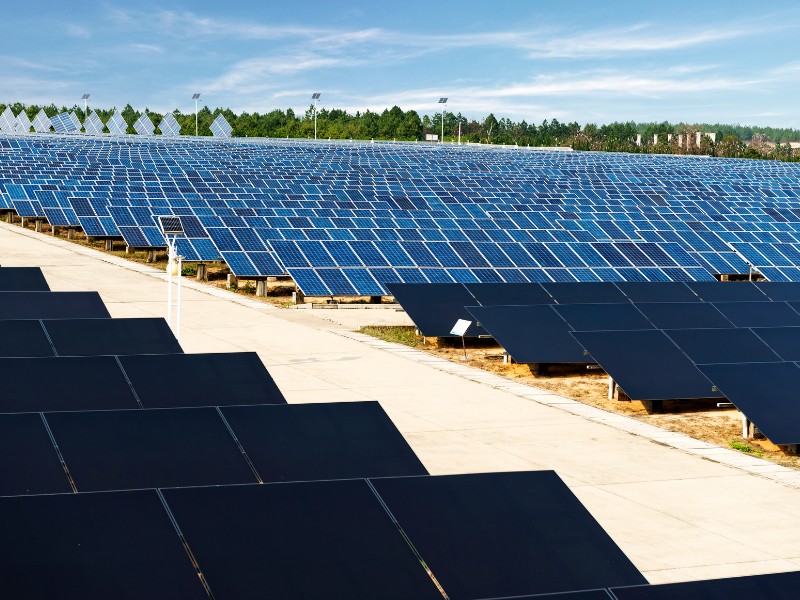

left=0, top=320, right=56, bottom=357
left=571, top=330, right=724, bottom=400
left=0, top=490, right=210, bottom=599
left=220, top=401, right=427, bottom=482
left=614, top=281, right=700, bottom=303
left=0, top=267, right=49, bottom=291
left=43, top=318, right=183, bottom=356
left=751, top=327, right=800, bottom=361
left=554, top=303, right=654, bottom=331
left=0, top=413, right=72, bottom=496
left=635, top=302, right=734, bottom=329
left=542, top=282, right=629, bottom=304
left=162, top=479, right=445, bottom=600
left=712, top=301, right=800, bottom=327
left=46, top=407, right=257, bottom=491
left=685, top=281, right=768, bottom=302
left=0, top=291, right=109, bottom=320
left=663, top=328, right=782, bottom=364
left=388, top=282, right=486, bottom=337
left=370, top=472, right=647, bottom=599
left=468, top=304, right=588, bottom=363
left=464, top=282, right=553, bottom=306
left=753, top=282, right=800, bottom=301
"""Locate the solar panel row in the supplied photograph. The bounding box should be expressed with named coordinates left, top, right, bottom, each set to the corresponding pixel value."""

left=4, top=134, right=800, bottom=294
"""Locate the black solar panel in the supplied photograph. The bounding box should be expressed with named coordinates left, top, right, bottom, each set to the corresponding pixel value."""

left=554, top=303, right=654, bottom=331
left=388, top=283, right=485, bottom=337
left=0, top=356, right=139, bottom=412
left=0, top=413, right=72, bottom=496
left=0, top=319, right=56, bottom=356
left=476, top=590, right=613, bottom=599
left=712, top=301, right=800, bottom=327
left=754, top=282, right=800, bottom=301
left=0, top=267, right=50, bottom=291
left=0, top=490, right=209, bottom=599
left=611, top=570, right=800, bottom=599
left=220, top=402, right=427, bottom=482
left=697, top=362, right=800, bottom=445
left=634, top=302, right=735, bottom=329
left=685, top=281, right=768, bottom=302
left=118, top=352, right=285, bottom=408
left=571, top=330, right=724, bottom=400
left=45, top=407, right=257, bottom=491
left=614, top=281, right=700, bottom=303
left=468, top=305, right=588, bottom=363
left=664, top=328, right=782, bottom=364
left=542, top=282, right=629, bottom=304
left=752, top=327, right=800, bottom=361
left=464, top=282, right=552, bottom=306
left=370, top=472, right=647, bottom=599
left=0, top=291, right=109, bottom=319
left=43, top=318, right=183, bottom=356
left=162, top=480, right=445, bottom=600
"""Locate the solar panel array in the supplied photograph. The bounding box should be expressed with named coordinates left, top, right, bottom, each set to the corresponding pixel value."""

left=50, top=112, right=78, bottom=133
left=14, top=110, right=31, bottom=133
left=158, top=112, right=181, bottom=137
left=0, top=107, right=15, bottom=132
left=5, top=134, right=800, bottom=294
left=133, top=113, right=155, bottom=136
left=209, top=113, right=232, bottom=137
left=83, top=111, right=104, bottom=135
left=106, top=110, right=127, bottom=135
left=32, top=109, right=51, bottom=133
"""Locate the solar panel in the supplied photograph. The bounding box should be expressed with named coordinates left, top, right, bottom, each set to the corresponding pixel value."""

left=0, top=320, right=56, bottom=357
left=0, top=356, right=139, bottom=412
left=83, top=111, right=104, bottom=135
left=388, top=283, right=486, bottom=336
left=610, top=567, right=800, bottom=599
left=370, top=472, right=647, bottom=599
left=684, top=281, right=768, bottom=302
left=751, top=326, right=800, bottom=361
left=468, top=304, right=589, bottom=363
left=0, top=291, right=109, bottom=319
left=31, top=109, right=52, bottom=133
left=158, top=113, right=181, bottom=137
left=542, top=282, right=629, bottom=304
left=42, top=318, right=183, bottom=356
left=0, top=106, right=15, bottom=132
left=0, top=490, right=210, bottom=599
left=118, top=352, right=285, bottom=408
left=634, top=302, right=735, bottom=329
left=210, top=114, right=232, bottom=137
left=68, top=112, right=81, bottom=131
left=754, top=282, right=800, bottom=301
left=712, top=301, right=800, bottom=327
left=133, top=113, right=156, bottom=136
left=664, top=328, right=782, bottom=364
left=0, top=267, right=49, bottom=290
left=50, top=112, right=78, bottom=133
left=571, top=330, right=724, bottom=400
left=220, top=401, right=427, bottom=482
left=554, top=303, right=654, bottom=331
left=464, top=282, right=553, bottom=305
left=614, top=281, right=700, bottom=303
left=0, top=413, right=73, bottom=496
left=162, top=479, right=445, bottom=600
left=106, top=110, right=127, bottom=135
left=14, top=110, right=31, bottom=133
left=46, top=407, right=257, bottom=491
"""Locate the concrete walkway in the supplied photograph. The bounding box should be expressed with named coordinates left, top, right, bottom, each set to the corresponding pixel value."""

left=2, top=221, right=800, bottom=585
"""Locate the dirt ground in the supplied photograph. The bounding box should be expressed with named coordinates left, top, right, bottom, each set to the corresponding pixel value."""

left=361, top=326, right=800, bottom=470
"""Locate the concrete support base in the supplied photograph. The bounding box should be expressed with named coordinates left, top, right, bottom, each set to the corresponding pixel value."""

left=608, top=377, right=616, bottom=400
left=643, top=400, right=664, bottom=414
left=256, top=280, right=267, bottom=297
left=227, top=274, right=238, bottom=289
left=293, top=289, right=305, bottom=304
left=196, top=263, right=207, bottom=281
left=742, top=415, right=760, bottom=439
left=126, top=246, right=133, bottom=254
left=6, top=213, right=13, bottom=224
left=146, top=250, right=156, bottom=263
left=503, top=352, right=515, bottom=365
left=528, top=363, right=549, bottom=376
left=369, top=296, right=381, bottom=304
left=104, top=239, right=112, bottom=251
left=34, top=219, right=43, bottom=233
left=51, top=226, right=58, bottom=236
left=20, top=217, right=27, bottom=228
left=67, top=228, right=75, bottom=240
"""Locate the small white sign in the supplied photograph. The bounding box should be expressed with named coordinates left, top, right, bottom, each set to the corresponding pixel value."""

left=450, top=319, right=471, bottom=336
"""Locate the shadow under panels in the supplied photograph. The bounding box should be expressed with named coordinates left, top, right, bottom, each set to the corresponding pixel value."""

left=162, top=471, right=645, bottom=600
left=0, top=267, right=50, bottom=291
left=0, top=353, right=285, bottom=412
left=0, top=291, right=110, bottom=319
left=387, top=282, right=487, bottom=337
left=0, top=401, right=425, bottom=495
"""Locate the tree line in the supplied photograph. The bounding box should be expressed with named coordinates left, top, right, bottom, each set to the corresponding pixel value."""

left=2, top=101, right=799, bottom=160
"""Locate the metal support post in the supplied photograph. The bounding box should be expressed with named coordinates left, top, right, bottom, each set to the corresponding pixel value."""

left=67, top=228, right=75, bottom=240
left=256, top=280, right=267, bottom=297
left=608, top=377, right=616, bottom=400
left=35, top=219, right=42, bottom=233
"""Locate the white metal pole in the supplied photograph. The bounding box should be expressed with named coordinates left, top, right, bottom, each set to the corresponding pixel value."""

left=458, top=121, right=461, bottom=145
left=195, top=100, right=198, bottom=136
left=314, top=98, right=317, bottom=140
left=167, top=237, right=173, bottom=327
left=176, top=255, right=182, bottom=342
left=441, top=104, right=444, bottom=143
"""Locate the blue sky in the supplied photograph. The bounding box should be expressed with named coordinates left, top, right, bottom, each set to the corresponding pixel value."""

left=4, top=0, right=800, bottom=126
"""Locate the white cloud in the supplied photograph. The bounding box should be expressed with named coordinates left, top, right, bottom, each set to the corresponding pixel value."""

left=66, top=24, right=91, bottom=39
left=130, top=44, right=164, bottom=53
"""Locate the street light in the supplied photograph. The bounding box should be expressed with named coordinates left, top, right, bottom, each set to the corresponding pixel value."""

left=81, top=94, right=90, bottom=130
left=438, top=98, right=448, bottom=143
left=311, top=93, right=321, bottom=140
left=192, top=94, right=201, bottom=136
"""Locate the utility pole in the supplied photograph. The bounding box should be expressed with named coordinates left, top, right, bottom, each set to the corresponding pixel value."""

left=192, top=94, right=201, bottom=136
left=438, top=98, right=448, bottom=143
left=312, top=93, right=321, bottom=139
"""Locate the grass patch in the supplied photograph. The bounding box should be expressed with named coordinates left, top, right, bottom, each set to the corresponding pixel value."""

left=729, top=440, right=763, bottom=456
left=359, top=325, right=420, bottom=347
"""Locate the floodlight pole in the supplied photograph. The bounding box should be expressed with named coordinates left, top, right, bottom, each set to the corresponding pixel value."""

left=193, top=94, right=201, bottom=137
left=314, top=97, right=317, bottom=140
left=442, top=102, right=445, bottom=143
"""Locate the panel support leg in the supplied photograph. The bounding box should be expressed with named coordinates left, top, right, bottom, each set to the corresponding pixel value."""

left=6, top=212, right=13, bottom=224
left=256, top=280, right=267, bottom=297
left=126, top=246, right=133, bottom=254
left=196, top=263, right=207, bottom=281
left=34, top=219, right=43, bottom=233
left=51, top=226, right=58, bottom=236
left=529, top=363, right=549, bottom=376
left=104, top=239, right=112, bottom=251
left=67, top=228, right=75, bottom=240
left=608, top=377, right=616, bottom=400
left=20, top=217, right=27, bottom=228
left=643, top=400, right=663, bottom=414
left=369, top=295, right=381, bottom=304
left=227, top=274, right=238, bottom=289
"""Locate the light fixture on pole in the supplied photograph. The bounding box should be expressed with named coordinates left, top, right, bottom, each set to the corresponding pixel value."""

left=158, top=216, right=186, bottom=342
left=311, top=93, right=321, bottom=140
left=438, top=98, right=448, bottom=144
left=81, top=94, right=90, bottom=130
left=192, top=94, right=201, bottom=136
